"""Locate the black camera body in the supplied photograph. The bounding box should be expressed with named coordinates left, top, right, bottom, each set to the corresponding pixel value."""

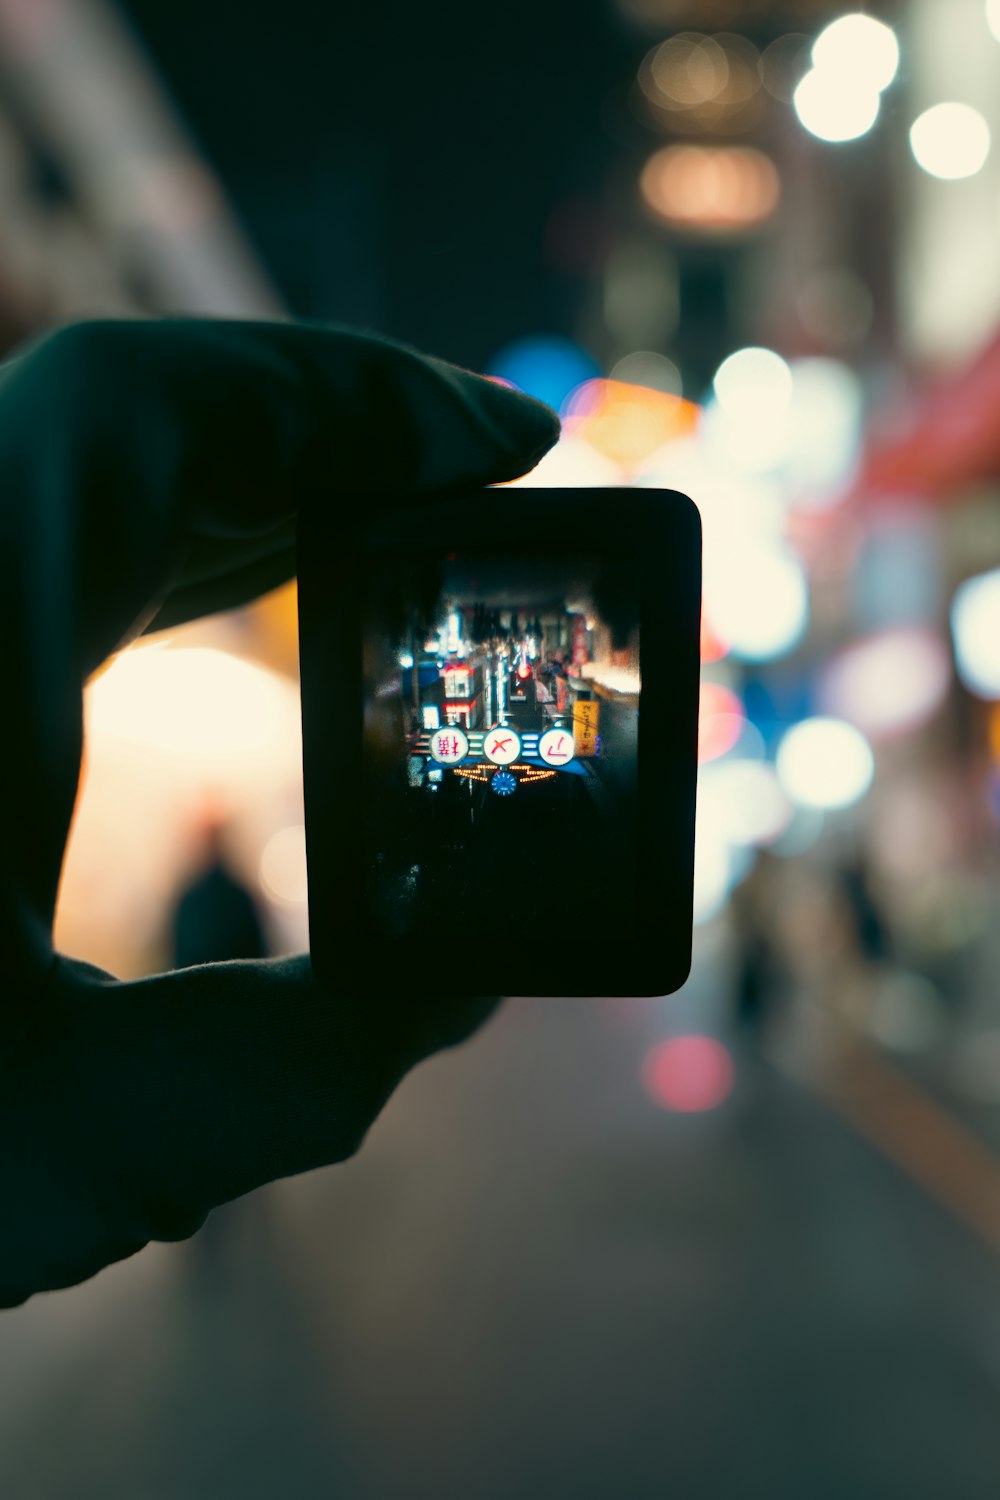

left=298, top=487, right=700, bottom=997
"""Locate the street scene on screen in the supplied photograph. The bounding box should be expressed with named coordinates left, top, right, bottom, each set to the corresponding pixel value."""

left=363, top=554, right=639, bottom=937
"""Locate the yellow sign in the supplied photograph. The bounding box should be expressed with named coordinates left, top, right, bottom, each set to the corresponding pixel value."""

left=573, top=699, right=600, bottom=757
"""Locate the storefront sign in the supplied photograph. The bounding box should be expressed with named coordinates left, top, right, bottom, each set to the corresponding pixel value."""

left=573, top=699, right=599, bottom=757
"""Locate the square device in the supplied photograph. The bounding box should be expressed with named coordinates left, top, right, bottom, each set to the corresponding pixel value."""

left=298, top=487, right=700, bottom=997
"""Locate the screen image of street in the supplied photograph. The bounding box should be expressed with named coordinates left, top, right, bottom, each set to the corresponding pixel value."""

left=362, top=553, right=640, bottom=943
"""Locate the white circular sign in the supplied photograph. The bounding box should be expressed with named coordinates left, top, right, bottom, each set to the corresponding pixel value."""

left=538, top=728, right=574, bottom=766
left=429, top=727, right=469, bottom=765
left=483, top=726, right=522, bottom=765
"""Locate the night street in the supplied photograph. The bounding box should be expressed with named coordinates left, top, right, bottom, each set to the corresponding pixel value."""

left=4, top=2, right=1000, bottom=1495
left=4, top=952, right=1000, bottom=1499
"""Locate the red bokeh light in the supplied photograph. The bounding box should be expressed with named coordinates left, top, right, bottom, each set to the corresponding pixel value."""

left=700, top=614, right=729, bottom=663
left=698, top=681, right=744, bottom=762
left=642, top=1036, right=735, bottom=1113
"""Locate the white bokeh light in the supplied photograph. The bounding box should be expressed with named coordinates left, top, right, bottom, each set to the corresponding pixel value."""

left=713, top=346, right=793, bottom=420
left=776, top=717, right=874, bottom=811
left=699, top=760, right=792, bottom=846
left=989, top=0, right=1000, bottom=44
left=86, top=645, right=299, bottom=764
left=793, top=68, right=880, bottom=143
left=699, top=399, right=790, bottom=476
left=910, top=103, right=990, bottom=180
left=812, top=14, right=900, bottom=93
left=784, top=357, right=864, bottom=500
left=692, top=808, right=733, bottom=926
left=952, top=568, right=1000, bottom=698
left=503, top=433, right=623, bottom=488
left=705, top=541, right=809, bottom=662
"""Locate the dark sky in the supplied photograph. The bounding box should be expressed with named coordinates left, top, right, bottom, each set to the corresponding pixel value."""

left=120, top=0, right=638, bottom=369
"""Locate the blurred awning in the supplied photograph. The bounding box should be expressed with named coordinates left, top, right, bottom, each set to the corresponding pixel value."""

left=855, top=326, right=1000, bottom=502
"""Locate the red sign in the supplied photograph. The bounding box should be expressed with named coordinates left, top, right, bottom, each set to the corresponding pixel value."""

left=572, top=615, right=589, bottom=666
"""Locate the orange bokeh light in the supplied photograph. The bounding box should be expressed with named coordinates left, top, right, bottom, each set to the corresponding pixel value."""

left=989, top=704, right=1000, bottom=764
left=562, top=378, right=699, bottom=471
left=640, top=144, right=780, bottom=235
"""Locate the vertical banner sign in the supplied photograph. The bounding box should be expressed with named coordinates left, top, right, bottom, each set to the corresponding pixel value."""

left=573, top=699, right=600, bottom=757
left=572, top=614, right=590, bottom=666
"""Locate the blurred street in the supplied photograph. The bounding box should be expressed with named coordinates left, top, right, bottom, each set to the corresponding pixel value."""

left=4, top=0, right=1000, bottom=1495
left=3, top=949, right=1000, bottom=1499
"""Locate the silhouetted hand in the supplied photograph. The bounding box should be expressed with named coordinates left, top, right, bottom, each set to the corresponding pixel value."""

left=0, top=319, right=558, bottom=1307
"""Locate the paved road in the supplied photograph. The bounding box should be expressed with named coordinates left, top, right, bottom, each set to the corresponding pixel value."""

left=2, top=951, right=1000, bottom=1499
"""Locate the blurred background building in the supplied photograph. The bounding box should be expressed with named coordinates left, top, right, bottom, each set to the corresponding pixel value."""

left=4, top=1, right=1000, bottom=1496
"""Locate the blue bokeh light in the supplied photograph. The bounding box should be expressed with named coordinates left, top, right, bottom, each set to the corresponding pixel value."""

left=488, top=335, right=600, bottom=413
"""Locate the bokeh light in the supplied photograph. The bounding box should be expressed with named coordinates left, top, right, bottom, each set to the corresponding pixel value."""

left=637, top=31, right=762, bottom=132
left=819, top=628, right=951, bottom=739
left=699, top=759, right=793, bottom=846
left=699, top=401, right=789, bottom=476
left=853, top=512, right=942, bottom=631
left=561, top=378, right=699, bottom=469
left=758, top=34, right=809, bottom=102
left=86, top=644, right=299, bottom=765
left=692, top=809, right=733, bottom=925
left=487, top=335, right=600, bottom=411
left=776, top=717, right=875, bottom=810
left=951, top=567, right=1000, bottom=698
left=783, top=357, right=863, bottom=500
left=698, top=681, right=745, bottom=762
left=909, top=103, right=991, bottom=181
left=502, top=433, right=624, bottom=489
left=793, top=67, right=881, bottom=143
left=811, top=14, right=899, bottom=94
left=712, top=346, right=792, bottom=420
left=609, top=350, right=682, bottom=396
left=704, top=541, right=809, bottom=662
left=640, top=145, right=780, bottom=234
left=640, top=33, right=730, bottom=108
left=700, top=612, right=729, bottom=664
left=989, top=0, right=1000, bottom=44
left=701, top=354, right=861, bottom=492
left=642, top=1036, right=736, bottom=1112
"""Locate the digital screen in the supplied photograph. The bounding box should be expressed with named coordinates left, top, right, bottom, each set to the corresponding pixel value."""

left=362, top=551, right=641, bottom=944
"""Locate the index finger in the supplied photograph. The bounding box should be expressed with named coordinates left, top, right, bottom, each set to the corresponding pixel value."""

left=12, top=319, right=559, bottom=636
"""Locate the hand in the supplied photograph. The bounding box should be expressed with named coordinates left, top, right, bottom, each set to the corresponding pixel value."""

left=0, top=318, right=558, bottom=1307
